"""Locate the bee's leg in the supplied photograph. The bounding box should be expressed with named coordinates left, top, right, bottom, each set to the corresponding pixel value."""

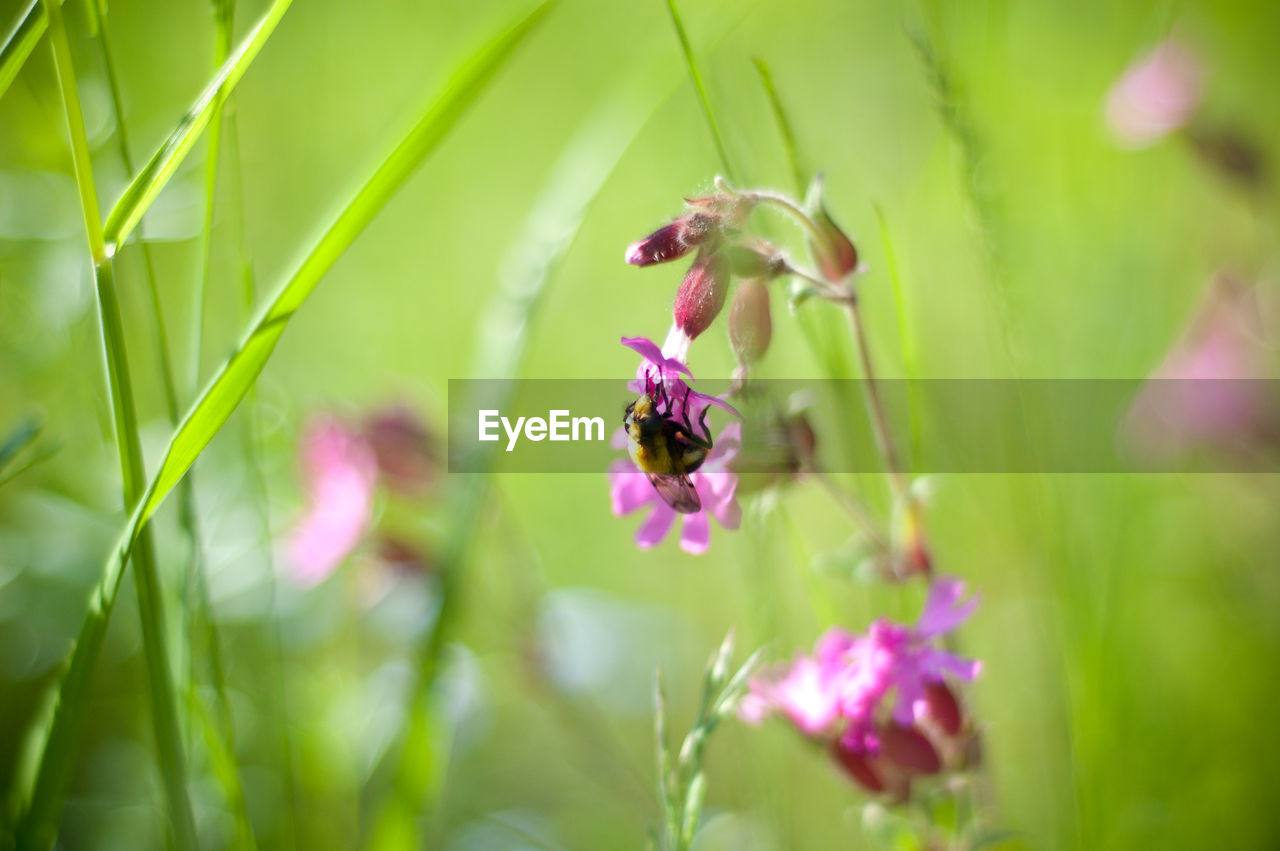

left=680, top=384, right=695, bottom=432
left=695, top=401, right=713, bottom=446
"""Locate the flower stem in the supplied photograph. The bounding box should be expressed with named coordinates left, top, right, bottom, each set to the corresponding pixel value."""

left=841, top=297, right=908, bottom=498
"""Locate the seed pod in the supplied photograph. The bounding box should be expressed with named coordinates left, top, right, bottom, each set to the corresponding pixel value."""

left=673, top=249, right=730, bottom=339
left=728, top=278, right=773, bottom=365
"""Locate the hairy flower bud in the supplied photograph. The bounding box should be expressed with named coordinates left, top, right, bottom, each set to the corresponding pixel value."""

left=673, top=249, right=730, bottom=339
left=625, top=213, right=717, bottom=266
left=729, top=278, right=773, bottom=365
left=805, top=176, right=858, bottom=282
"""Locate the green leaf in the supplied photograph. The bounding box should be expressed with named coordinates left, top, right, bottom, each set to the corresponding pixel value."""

left=0, top=0, right=52, bottom=103
left=101, top=0, right=292, bottom=248
left=14, top=3, right=548, bottom=844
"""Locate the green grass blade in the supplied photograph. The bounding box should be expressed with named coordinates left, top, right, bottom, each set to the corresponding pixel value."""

left=0, top=0, right=46, bottom=102
left=17, top=7, right=549, bottom=845
left=29, top=3, right=198, bottom=845
left=94, top=7, right=253, bottom=842
left=874, top=204, right=923, bottom=465
left=102, top=0, right=292, bottom=248
left=752, top=58, right=804, bottom=195
left=663, top=0, right=733, bottom=180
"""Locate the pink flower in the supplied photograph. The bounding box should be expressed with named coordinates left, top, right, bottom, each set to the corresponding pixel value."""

left=742, top=577, right=980, bottom=751
left=1106, top=38, right=1204, bottom=148
left=610, top=336, right=742, bottom=553
left=287, top=417, right=379, bottom=585
left=1126, top=274, right=1279, bottom=459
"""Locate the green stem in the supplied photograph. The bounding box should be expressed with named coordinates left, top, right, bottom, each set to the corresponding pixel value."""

left=41, top=1, right=197, bottom=846
left=842, top=297, right=907, bottom=497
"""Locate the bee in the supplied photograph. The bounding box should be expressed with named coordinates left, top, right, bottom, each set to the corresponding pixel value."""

left=623, top=376, right=714, bottom=513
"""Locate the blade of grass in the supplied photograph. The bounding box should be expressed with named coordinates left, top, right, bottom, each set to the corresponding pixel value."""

left=27, top=1, right=197, bottom=847
left=0, top=0, right=50, bottom=102
left=663, top=0, right=733, bottom=180
left=93, top=5, right=252, bottom=843
left=17, top=5, right=549, bottom=845
left=191, top=0, right=234, bottom=399
left=751, top=58, right=803, bottom=195
left=874, top=203, right=923, bottom=465
left=102, top=0, right=292, bottom=249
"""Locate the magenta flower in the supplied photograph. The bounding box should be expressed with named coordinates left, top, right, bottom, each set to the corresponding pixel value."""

left=287, top=416, right=379, bottom=586
left=610, top=336, right=742, bottom=553
left=1106, top=38, right=1204, bottom=148
left=740, top=577, right=980, bottom=785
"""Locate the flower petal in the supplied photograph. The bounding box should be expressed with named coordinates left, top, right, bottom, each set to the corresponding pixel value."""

left=679, top=510, right=711, bottom=554
left=916, top=577, right=979, bottom=638
left=634, top=502, right=676, bottom=549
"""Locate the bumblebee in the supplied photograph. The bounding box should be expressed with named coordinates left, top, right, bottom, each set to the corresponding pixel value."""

left=623, top=377, right=713, bottom=513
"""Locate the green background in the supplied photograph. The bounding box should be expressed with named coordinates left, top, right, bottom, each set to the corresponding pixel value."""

left=1, top=0, right=1278, bottom=847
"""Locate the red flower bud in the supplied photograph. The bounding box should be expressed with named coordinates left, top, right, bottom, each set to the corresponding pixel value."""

left=879, top=723, right=941, bottom=775
left=729, top=278, right=773, bottom=365
left=923, top=681, right=963, bottom=736
left=830, top=740, right=886, bottom=793
left=673, top=249, right=729, bottom=339
left=625, top=213, right=718, bottom=266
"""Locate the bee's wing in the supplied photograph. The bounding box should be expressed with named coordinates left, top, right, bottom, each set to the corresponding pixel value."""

left=646, top=472, right=702, bottom=514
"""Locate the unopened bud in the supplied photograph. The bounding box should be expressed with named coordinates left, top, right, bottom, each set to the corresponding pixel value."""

left=830, top=741, right=885, bottom=793
left=625, top=212, right=717, bottom=267
left=725, top=240, right=786, bottom=279
left=923, top=681, right=963, bottom=736
left=805, top=176, right=858, bottom=282
left=729, top=279, right=773, bottom=364
left=673, top=249, right=730, bottom=339
left=878, top=723, right=941, bottom=775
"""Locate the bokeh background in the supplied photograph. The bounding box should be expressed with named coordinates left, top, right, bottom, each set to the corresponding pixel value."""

left=2, top=0, right=1279, bottom=847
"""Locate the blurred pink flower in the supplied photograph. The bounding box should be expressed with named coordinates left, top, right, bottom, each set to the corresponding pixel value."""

left=609, top=422, right=742, bottom=554
left=741, top=577, right=980, bottom=753
left=1127, top=274, right=1279, bottom=459
left=1106, top=38, right=1204, bottom=148
left=287, top=417, right=379, bottom=585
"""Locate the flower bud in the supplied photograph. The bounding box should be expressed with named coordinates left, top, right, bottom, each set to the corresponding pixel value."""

left=625, top=212, right=718, bottom=267
left=805, top=176, right=858, bottom=282
left=830, top=740, right=885, bottom=793
left=673, top=249, right=729, bottom=339
left=923, top=681, right=963, bottom=736
left=878, top=723, right=941, bottom=775
left=729, top=278, right=772, bottom=365
left=725, top=240, right=786, bottom=279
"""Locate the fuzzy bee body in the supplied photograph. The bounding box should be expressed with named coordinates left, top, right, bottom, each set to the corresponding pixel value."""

left=624, top=390, right=713, bottom=514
